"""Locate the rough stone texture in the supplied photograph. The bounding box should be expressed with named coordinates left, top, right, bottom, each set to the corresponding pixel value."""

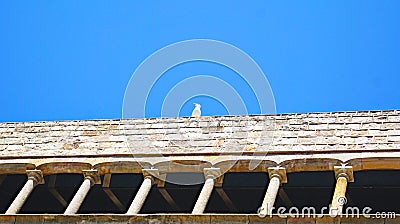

left=287, top=217, right=316, bottom=224
left=0, top=110, right=399, bottom=157
left=0, top=214, right=397, bottom=223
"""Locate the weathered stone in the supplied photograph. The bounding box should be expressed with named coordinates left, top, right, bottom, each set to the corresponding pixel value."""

left=210, top=215, right=248, bottom=224
left=0, top=110, right=399, bottom=157
left=315, top=216, right=340, bottom=224
left=287, top=217, right=315, bottom=224
left=341, top=216, right=385, bottom=224
left=248, top=215, right=286, bottom=224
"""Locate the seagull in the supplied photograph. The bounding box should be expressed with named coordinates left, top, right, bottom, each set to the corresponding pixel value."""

left=191, top=103, right=201, bottom=117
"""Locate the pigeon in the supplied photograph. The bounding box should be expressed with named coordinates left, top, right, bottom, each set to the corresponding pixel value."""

left=191, top=103, right=201, bottom=117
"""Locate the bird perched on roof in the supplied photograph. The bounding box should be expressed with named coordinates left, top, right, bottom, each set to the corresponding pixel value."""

left=191, top=103, right=201, bottom=117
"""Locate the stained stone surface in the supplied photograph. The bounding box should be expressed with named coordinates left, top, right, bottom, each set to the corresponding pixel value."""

left=0, top=110, right=399, bottom=157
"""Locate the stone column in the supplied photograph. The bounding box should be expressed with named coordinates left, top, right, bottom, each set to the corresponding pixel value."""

left=64, top=170, right=100, bottom=215
left=330, top=165, right=354, bottom=216
left=5, top=170, right=44, bottom=214
left=126, top=168, right=159, bottom=214
left=192, top=168, right=221, bottom=214
left=258, top=167, right=287, bottom=216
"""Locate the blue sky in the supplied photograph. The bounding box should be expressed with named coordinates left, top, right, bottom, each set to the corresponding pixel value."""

left=1, top=1, right=399, bottom=122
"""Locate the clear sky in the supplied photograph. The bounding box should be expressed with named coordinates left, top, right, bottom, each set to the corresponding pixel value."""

left=1, top=1, right=399, bottom=122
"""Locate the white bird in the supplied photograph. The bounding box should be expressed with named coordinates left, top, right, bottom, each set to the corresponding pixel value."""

left=191, top=103, right=201, bottom=117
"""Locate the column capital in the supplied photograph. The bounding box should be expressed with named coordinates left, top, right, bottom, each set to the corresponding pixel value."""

left=142, top=168, right=165, bottom=187
left=267, top=167, right=287, bottom=184
left=82, top=170, right=101, bottom=185
left=334, top=165, right=354, bottom=182
left=204, top=167, right=223, bottom=186
left=26, top=170, right=44, bottom=185
left=203, top=167, right=221, bottom=179
left=142, top=168, right=159, bottom=179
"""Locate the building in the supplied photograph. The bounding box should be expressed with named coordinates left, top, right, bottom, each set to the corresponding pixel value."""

left=0, top=110, right=399, bottom=223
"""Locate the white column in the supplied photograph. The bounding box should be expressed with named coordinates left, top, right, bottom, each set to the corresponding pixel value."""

left=258, top=167, right=287, bottom=216
left=64, top=170, right=100, bottom=214
left=192, top=168, right=221, bottom=214
left=126, top=176, right=153, bottom=214
left=6, top=170, right=44, bottom=214
left=192, top=176, right=214, bottom=214
left=330, top=166, right=354, bottom=216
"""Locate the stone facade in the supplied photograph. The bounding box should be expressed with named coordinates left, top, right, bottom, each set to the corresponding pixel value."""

left=0, top=110, right=399, bottom=223
left=1, top=110, right=399, bottom=157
